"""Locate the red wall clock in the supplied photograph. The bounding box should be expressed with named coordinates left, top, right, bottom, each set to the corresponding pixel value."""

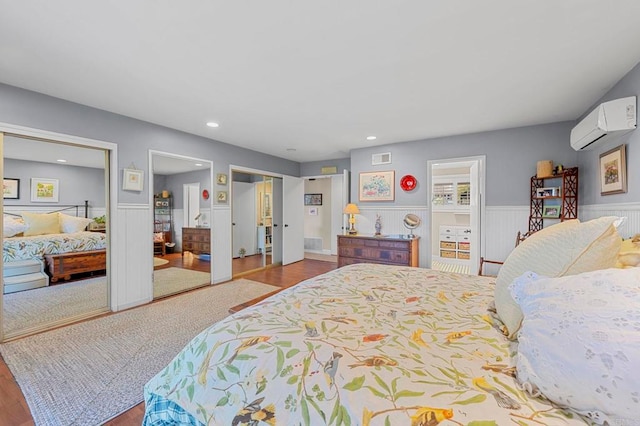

left=400, top=175, right=417, bottom=191
left=202, top=189, right=209, bottom=200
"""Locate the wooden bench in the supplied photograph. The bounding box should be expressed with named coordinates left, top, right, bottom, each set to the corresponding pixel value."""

left=44, top=250, right=106, bottom=283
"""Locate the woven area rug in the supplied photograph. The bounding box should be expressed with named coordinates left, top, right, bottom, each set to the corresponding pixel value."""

left=0, top=279, right=278, bottom=426
left=3, top=277, right=108, bottom=337
left=153, top=267, right=211, bottom=298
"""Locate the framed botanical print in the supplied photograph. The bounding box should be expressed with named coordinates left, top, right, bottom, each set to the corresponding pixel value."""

left=599, top=144, right=627, bottom=195
left=359, top=171, right=395, bottom=201
left=3, top=178, right=20, bottom=199
left=31, top=178, right=59, bottom=202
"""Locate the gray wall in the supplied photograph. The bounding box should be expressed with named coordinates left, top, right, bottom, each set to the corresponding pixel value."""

left=0, top=83, right=300, bottom=203
left=577, top=61, right=640, bottom=205
left=4, top=158, right=105, bottom=209
left=300, top=158, right=351, bottom=177
left=350, top=121, right=578, bottom=206
left=158, top=169, right=211, bottom=208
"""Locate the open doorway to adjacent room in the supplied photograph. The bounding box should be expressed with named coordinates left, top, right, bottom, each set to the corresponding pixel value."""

left=301, top=171, right=348, bottom=264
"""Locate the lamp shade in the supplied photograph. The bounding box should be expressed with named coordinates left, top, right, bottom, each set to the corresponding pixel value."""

left=343, top=203, right=360, bottom=214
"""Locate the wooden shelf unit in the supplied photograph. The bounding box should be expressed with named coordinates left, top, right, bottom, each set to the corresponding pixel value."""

left=338, top=235, right=419, bottom=268
left=528, top=167, right=578, bottom=233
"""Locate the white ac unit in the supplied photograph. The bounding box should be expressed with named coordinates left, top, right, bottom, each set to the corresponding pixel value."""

left=570, top=96, right=636, bottom=151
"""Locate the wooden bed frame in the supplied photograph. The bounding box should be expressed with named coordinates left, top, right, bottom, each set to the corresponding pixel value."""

left=3, top=201, right=106, bottom=283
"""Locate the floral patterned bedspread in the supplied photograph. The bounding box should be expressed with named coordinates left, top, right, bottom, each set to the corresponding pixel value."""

left=143, top=264, right=588, bottom=426
left=3, top=231, right=107, bottom=262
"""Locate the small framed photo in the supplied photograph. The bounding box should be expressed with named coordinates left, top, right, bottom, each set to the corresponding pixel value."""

left=3, top=178, right=20, bottom=199
left=217, top=190, right=228, bottom=203
left=542, top=205, right=561, bottom=218
left=30, top=178, right=59, bottom=202
left=304, top=193, right=322, bottom=206
left=123, top=168, right=144, bottom=191
left=216, top=173, right=228, bottom=185
left=599, top=144, right=627, bottom=195
left=308, top=207, right=318, bottom=216
left=535, top=187, right=559, bottom=198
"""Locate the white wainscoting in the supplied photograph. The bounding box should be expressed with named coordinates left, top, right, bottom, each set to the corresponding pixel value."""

left=356, top=207, right=429, bottom=267
left=484, top=206, right=530, bottom=263
left=112, top=204, right=153, bottom=311
left=212, top=206, right=232, bottom=283
left=580, top=202, right=640, bottom=238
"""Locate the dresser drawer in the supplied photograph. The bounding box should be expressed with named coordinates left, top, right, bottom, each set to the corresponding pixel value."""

left=457, top=251, right=470, bottom=260
left=456, top=227, right=472, bottom=236
left=439, top=226, right=456, bottom=235
left=440, top=250, right=457, bottom=259
left=337, top=235, right=419, bottom=267
left=439, top=234, right=456, bottom=243
left=440, top=241, right=456, bottom=249
left=458, top=241, right=470, bottom=251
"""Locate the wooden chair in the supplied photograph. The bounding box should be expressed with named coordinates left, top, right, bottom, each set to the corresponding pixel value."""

left=153, top=232, right=166, bottom=256
left=479, top=230, right=533, bottom=276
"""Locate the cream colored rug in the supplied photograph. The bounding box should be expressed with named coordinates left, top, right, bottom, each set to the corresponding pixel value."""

left=0, top=279, right=279, bottom=426
left=153, top=257, right=169, bottom=267
left=3, top=277, right=108, bottom=337
left=153, top=267, right=211, bottom=299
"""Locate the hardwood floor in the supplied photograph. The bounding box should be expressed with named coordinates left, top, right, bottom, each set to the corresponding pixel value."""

left=0, top=258, right=337, bottom=426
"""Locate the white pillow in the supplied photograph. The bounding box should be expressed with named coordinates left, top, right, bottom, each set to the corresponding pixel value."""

left=494, top=216, right=622, bottom=339
left=510, top=268, right=640, bottom=424
left=3, top=216, right=28, bottom=237
left=59, top=213, right=93, bottom=233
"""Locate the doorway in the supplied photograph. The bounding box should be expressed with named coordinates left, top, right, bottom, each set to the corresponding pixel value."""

left=427, top=156, right=485, bottom=275
left=1, top=130, right=113, bottom=342
left=302, top=171, right=348, bottom=261
left=150, top=151, right=213, bottom=299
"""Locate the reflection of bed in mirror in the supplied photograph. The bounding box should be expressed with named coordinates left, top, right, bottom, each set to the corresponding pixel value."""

left=3, top=202, right=106, bottom=294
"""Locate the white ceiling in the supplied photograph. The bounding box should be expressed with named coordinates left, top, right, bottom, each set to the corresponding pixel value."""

left=2, top=1, right=640, bottom=163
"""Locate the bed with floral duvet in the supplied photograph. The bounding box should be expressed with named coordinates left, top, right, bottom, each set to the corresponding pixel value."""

left=143, top=263, right=589, bottom=425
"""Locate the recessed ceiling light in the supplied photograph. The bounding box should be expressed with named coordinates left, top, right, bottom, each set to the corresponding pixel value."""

left=206, top=122, right=219, bottom=128
left=286, top=148, right=296, bottom=152
left=56, top=159, right=67, bottom=163
left=195, top=163, right=203, bottom=167
left=366, top=136, right=377, bottom=140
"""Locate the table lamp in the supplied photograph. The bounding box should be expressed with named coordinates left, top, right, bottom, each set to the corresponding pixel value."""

left=343, top=203, right=360, bottom=235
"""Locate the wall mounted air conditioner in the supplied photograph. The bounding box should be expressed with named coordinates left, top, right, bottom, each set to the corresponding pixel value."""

left=570, top=96, right=636, bottom=151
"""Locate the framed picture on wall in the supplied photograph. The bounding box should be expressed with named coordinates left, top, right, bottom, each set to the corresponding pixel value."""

left=30, top=178, right=59, bottom=202
left=122, top=168, right=144, bottom=191
left=359, top=170, right=395, bottom=201
left=304, top=193, right=322, bottom=205
left=3, top=178, right=20, bottom=199
left=599, top=144, right=627, bottom=195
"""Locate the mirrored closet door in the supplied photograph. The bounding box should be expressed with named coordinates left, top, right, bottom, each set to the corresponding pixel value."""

left=1, top=134, right=110, bottom=341
left=150, top=152, right=213, bottom=300
left=231, top=171, right=282, bottom=277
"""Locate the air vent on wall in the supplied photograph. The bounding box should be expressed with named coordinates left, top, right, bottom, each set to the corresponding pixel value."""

left=372, top=152, right=391, bottom=165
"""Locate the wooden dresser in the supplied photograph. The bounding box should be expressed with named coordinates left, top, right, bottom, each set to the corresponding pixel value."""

left=337, top=235, right=419, bottom=268
left=182, top=227, right=210, bottom=256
